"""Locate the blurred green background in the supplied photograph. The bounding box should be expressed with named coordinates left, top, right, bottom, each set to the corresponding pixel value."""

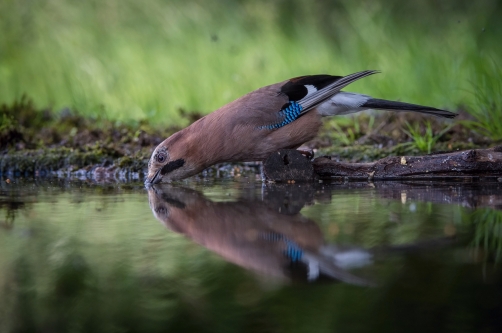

left=1, top=0, right=501, bottom=126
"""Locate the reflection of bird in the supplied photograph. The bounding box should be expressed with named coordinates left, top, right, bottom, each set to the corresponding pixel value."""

left=147, top=185, right=374, bottom=286
left=145, top=70, right=456, bottom=183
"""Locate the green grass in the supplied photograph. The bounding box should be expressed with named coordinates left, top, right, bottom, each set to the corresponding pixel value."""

left=463, top=60, right=502, bottom=140
left=1, top=0, right=501, bottom=131
left=323, top=116, right=374, bottom=146
left=402, top=121, right=453, bottom=154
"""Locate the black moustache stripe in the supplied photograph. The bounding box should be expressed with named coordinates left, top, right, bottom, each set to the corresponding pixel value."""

left=160, top=158, right=185, bottom=175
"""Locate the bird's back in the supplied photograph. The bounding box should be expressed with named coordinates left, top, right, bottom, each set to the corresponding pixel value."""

left=186, top=81, right=323, bottom=163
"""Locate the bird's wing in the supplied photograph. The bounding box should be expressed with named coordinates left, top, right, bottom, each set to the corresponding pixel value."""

left=283, top=70, right=379, bottom=113
left=257, top=70, right=379, bottom=130
left=216, top=70, right=379, bottom=131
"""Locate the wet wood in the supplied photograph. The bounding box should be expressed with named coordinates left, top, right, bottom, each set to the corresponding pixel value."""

left=313, top=146, right=502, bottom=180
left=262, top=149, right=317, bottom=182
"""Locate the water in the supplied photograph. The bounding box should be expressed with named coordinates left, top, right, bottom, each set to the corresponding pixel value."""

left=1, top=178, right=501, bottom=333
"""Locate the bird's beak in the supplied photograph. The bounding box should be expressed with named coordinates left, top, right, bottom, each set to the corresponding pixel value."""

left=145, top=168, right=162, bottom=187
left=145, top=159, right=185, bottom=186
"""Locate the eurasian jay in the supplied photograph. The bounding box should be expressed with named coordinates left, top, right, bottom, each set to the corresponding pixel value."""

left=145, top=70, right=456, bottom=184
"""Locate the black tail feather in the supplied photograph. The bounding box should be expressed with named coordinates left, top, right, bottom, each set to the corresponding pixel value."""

left=363, top=98, right=457, bottom=119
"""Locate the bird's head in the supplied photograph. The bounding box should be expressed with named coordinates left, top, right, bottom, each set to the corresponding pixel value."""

left=144, top=134, right=195, bottom=185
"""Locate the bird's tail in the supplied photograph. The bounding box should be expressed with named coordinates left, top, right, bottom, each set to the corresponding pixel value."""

left=362, top=98, right=457, bottom=119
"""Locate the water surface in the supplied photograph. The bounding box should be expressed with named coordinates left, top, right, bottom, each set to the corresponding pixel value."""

left=1, top=178, right=501, bottom=332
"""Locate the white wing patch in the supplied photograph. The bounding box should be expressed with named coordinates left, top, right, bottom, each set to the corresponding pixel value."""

left=304, top=84, right=318, bottom=96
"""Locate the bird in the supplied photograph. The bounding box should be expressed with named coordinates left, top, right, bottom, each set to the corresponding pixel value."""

left=145, top=70, right=457, bottom=184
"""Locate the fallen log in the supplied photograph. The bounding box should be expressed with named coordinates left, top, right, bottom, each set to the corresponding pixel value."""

left=313, top=146, right=502, bottom=180
left=262, top=147, right=502, bottom=182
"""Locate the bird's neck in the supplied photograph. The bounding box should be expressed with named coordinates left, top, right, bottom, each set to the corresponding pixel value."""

left=179, top=116, right=233, bottom=173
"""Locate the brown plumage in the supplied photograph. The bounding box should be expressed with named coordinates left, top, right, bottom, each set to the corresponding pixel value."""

left=145, top=70, right=456, bottom=183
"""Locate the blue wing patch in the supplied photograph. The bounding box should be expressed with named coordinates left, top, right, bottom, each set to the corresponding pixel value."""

left=258, top=101, right=303, bottom=130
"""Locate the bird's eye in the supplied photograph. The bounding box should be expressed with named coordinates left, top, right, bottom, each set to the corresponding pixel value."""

left=156, top=152, right=167, bottom=163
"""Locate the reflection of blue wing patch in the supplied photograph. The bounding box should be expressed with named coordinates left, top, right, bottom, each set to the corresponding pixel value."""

left=258, top=101, right=303, bottom=130
left=262, top=232, right=304, bottom=262
left=284, top=240, right=303, bottom=262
